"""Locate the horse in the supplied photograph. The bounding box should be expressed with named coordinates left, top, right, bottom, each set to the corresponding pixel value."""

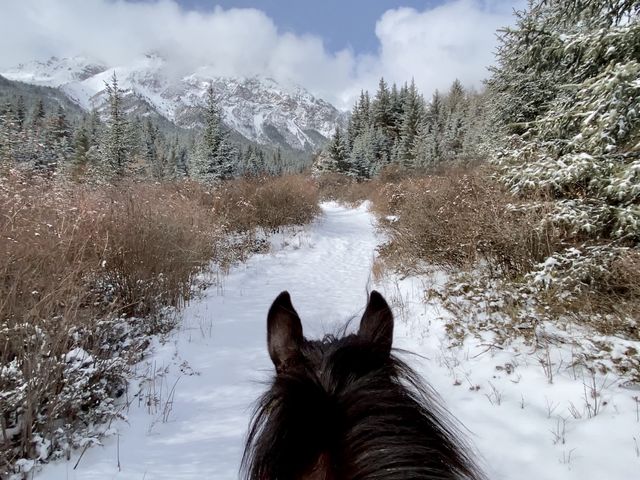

left=241, top=290, right=484, bottom=480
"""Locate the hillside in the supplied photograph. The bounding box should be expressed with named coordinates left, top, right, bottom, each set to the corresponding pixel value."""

left=2, top=55, right=347, bottom=153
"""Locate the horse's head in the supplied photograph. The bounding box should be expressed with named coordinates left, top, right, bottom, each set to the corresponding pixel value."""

left=242, top=291, right=484, bottom=480
left=267, top=290, right=393, bottom=381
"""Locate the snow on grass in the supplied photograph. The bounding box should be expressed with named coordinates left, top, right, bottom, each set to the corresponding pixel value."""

left=35, top=203, right=639, bottom=479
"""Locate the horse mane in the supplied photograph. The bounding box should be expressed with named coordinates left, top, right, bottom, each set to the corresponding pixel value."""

left=241, top=331, right=484, bottom=480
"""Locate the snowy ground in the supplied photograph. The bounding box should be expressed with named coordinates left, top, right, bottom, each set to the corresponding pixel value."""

left=37, top=203, right=640, bottom=480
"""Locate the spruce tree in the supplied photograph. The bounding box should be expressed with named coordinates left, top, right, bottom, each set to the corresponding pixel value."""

left=488, top=0, right=640, bottom=294
left=15, top=96, right=25, bottom=130
left=327, top=126, right=348, bottom=173
left=32, top=99, right=45, bottom=130
left=103, top=72, right=130, bottom=178
left=194, top=82, right=234, bottom=181
left=397, top=80, right=423, bottom=168
left=373, top=78, right=393, bottom=134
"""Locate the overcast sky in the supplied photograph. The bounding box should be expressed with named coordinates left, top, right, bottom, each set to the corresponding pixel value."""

left=0, top=0, right=524, bottom=109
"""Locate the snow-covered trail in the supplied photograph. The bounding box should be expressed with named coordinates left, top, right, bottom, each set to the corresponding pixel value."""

left=38, top=202, right=381, bottom=480
left=37, top=202, right=639, bottom=480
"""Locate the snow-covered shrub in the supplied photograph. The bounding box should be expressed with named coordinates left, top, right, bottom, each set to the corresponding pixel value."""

left=527, top=246, right=635, bottom=297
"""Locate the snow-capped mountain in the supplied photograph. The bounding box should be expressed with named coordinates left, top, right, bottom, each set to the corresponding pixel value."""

left=2, top=55, right=346, bottom=151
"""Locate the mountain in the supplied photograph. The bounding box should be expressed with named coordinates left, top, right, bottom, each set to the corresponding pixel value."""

left=2, top=55, right=347, bottom=152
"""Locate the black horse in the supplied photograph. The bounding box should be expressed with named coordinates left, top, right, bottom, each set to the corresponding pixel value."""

left=242, top=290, right=484, bottom=480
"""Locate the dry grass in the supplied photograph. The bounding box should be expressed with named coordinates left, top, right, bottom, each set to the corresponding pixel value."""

left=316, top=172, right=383, bottom=206
left=373, top=167, right=560, bottom=277
left=213, top=174, right=320, bottom=232
left=368, top=165, right=639, bottom=346
left=0, top=171, right=320, bottom=475
left=0, top=173, right=226, bottom=472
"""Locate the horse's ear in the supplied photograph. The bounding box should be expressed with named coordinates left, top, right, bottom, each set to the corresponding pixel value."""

left=358, top=290, right=394, bottom=354
left=267, top=291, right=303, bottom=372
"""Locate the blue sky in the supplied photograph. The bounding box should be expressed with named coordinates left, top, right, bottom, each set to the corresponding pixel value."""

left=167, top=0, right=441, bottom=54
left=1, top=0, right=522, bottom=108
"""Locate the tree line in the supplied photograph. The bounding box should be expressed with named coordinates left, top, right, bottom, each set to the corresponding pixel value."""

left=317, top=78, right=488, bottom=178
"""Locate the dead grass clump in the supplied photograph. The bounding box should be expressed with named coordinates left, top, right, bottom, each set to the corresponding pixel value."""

left=374, top=168, right=561, bottom=277
left=0, top=172, right=222, bottom=474
left=97, top=182, right=221, bottom=316
left=316, top=173, right=382, bottom=206
left=213, top=174, right=320, bottom=232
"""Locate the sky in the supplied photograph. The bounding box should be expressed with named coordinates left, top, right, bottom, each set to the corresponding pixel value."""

left=0, top=0, right=524, bottom=109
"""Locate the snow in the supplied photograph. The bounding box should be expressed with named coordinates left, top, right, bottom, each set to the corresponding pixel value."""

left=1, top=56, right=344, bottom=151
left=35, top=203, right=639, bottom=480
left=1, top=56, right=107, bottom=87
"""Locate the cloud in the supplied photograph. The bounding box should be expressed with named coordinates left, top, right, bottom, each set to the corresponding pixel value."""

left=0, top=0, right=521, bottom=109
left=370, top=1, right=519, bottom=100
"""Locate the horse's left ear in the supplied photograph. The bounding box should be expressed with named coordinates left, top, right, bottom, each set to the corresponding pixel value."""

left=267, top=291, right=303, bottom=373
left=358, top=290, right=394, bottom=354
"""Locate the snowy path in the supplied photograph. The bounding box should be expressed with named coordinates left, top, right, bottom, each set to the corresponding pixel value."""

left=38, top=203, right=639, bottom=480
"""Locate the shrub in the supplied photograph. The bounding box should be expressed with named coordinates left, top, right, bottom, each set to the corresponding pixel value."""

left=0, top=171, right=321, bottom=476
left=213, top=174, right=320, bottom=232
left=374, top=167, right=560, bottom=277
left=0, top=173, right=222, bottom=474
left=316, top=172, right=382, bottom=206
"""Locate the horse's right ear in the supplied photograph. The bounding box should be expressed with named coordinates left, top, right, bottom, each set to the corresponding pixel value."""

left=267, top=291, right=303, bottom=373
left=358, top=290, right=394, bottom=355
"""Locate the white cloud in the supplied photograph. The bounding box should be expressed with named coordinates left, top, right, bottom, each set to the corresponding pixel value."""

left=0, top=0, right=521, bottom=109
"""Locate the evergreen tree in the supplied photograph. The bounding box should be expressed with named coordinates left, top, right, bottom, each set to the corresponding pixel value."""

left=442, top=80, right=468, bottom=161
left=194, top=83, right=235, bottom=181
left=397, top=80, right=423, bottom=168
left=15, top=96, right=25, bottom=130
left=373, top=78, right=393, bottom=134
left=44, top=105, right=73, bottom=171
left=69, top=124, right=91, bottom=177
left=32, top=99, right=45, bottom=130
left=103, top=72, right=130, bottom=178
left=413, top=90, right=445, bottom=168
left=327, top=126, right=348, bottom=173
left=389, top=83, right=403, bottom=139
left=489, top=0, right=640, bottom=254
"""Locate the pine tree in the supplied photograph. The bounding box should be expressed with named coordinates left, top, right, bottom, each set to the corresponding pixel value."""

left=373, top=78, right=393, bottom=134
left=33, top=99, right=45, bottom=130
left=327, top=126, right=348, bottom=173
left=70, top=124, right=91, bottom=178
left=489, top=0, right=640, bottom=289
left=194, top=82, right=235, bottom=181
left=0, top=103, right=18, bottom=163
left=347, top=126, right=389, bottom=179
left=412, top=90, right=445, bottom=168
left=103, top=72, right=130, bottom=178
left=442, top=80, right=468, bottom=161
left=389, top=83, right=403, bottom=139
left=15, top=96, right=25, bottom=130
left=45, top=105, right=73, bottom=171
left=397, top=80, right=423, bottom=168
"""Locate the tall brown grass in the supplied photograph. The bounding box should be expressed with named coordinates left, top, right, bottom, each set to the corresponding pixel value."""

left=0, top=171, right=320, bottom=475
left=371, top=168, right=561, bottom=277
left=0, top=173, right=224, bottom=472
left=213, top=174, right=320, bottom=232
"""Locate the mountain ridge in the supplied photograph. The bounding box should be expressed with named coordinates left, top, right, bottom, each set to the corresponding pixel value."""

left=2, top=55, right=347, bottom=152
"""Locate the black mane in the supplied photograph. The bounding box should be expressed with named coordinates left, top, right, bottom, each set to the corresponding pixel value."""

left=242, top=328, right=484, bottom=480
